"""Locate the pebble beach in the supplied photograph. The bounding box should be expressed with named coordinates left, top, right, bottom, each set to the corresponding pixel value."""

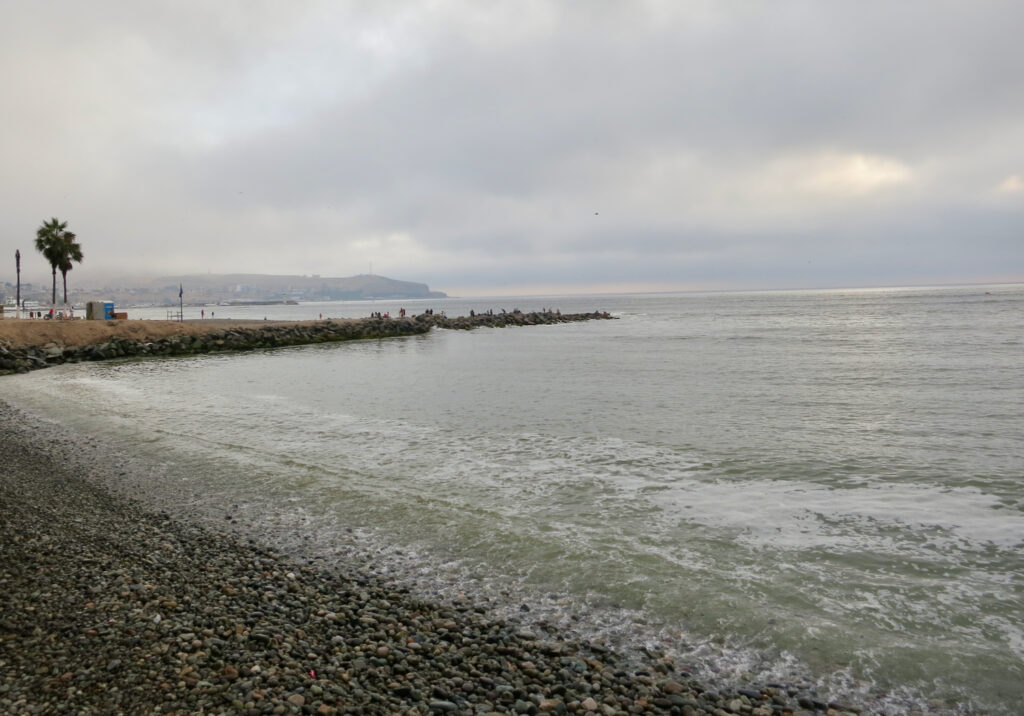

left=0, top=397, right=865, bottom=716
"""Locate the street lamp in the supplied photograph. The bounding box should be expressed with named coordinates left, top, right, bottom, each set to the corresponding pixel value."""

left=15, top=249, right=21, bottom=317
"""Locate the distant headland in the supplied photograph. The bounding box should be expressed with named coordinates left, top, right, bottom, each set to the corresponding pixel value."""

left=3, top=273, right=447, bottom=308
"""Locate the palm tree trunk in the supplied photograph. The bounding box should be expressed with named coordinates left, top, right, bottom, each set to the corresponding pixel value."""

left=51, top=266, right=57, bottom=306
left=62, top=271, right=68, bottom=305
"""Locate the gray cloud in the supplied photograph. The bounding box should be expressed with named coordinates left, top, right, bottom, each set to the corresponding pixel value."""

left=1, top=1, right=1022, bottom=295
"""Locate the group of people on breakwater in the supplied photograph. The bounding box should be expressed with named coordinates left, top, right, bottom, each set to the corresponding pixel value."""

left=371, top=308, right=442, bottom=318
left=367, top=308, right=433, bottom=319
left=365, top=307, right=570, bottom=320
left=305, top=308, right=582, bottom=322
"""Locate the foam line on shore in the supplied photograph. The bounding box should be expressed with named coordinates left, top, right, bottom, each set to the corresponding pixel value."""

left=0, top=399, right=853, bottom=715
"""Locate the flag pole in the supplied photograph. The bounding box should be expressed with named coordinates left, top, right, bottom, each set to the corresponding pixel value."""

left=15, top=249, right=21, bottom=319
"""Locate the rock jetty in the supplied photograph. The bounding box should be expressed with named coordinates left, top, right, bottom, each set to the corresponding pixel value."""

left=0, top=311, right=613, bottom=376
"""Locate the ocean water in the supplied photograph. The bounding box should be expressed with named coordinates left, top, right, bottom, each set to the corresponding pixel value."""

left=5, top=285, right=1023, bottom=714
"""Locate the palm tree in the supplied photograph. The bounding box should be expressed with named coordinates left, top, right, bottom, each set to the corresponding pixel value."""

left=57, top=237, right=85, bottom=305
left=34, top=219, right=64, bottom=306
left=35, top=218, right=84, bottom=306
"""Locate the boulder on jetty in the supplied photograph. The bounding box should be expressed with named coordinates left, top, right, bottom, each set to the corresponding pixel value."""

left=0, top=311, right=614, bottom=376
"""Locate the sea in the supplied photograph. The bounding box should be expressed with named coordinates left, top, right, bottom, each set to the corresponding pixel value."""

left=4, top=284, right=1023, bottom=714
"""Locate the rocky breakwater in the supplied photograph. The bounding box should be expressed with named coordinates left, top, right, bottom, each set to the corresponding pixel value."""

left=0, top=312, right=613, bottom=376
left=420, top=311, right=614, bottom=331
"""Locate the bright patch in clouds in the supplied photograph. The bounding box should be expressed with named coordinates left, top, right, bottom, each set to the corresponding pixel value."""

left=710, top=151, right=917, bottom=229
left=997, top=174, right=1024, bottom=194
left=802, top=152, right=913, bottom=197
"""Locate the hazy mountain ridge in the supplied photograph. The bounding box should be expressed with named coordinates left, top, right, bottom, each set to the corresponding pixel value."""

left=153, top=273, right=446, bottom=301
left=3, top=273, right=446, bottom=307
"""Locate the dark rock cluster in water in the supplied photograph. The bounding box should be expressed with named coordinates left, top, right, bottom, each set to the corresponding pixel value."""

left=0, top=311, right=614, bottom=375
left=0, top=406, right=861, bottom=716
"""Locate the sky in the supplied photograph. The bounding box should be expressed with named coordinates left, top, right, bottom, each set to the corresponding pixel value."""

left=1, top=1, right=1022, bottom=297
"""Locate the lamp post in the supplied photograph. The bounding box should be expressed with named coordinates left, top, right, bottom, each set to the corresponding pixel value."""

left=15, top=249, right=20, bottom=318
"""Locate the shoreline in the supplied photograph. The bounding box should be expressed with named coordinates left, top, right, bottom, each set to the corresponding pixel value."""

left=0, top=399, right=854, bottom=716
left=0, top=312, right=612, bottom=375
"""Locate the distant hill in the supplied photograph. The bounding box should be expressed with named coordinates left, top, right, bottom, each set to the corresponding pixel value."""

left=151, top=273, right=446, bottom=302
left=11, top=273, right=448, bottom=307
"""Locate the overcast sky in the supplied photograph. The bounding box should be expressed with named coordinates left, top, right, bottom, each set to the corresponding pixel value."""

left=2, top=1, right=1022, bottom=296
